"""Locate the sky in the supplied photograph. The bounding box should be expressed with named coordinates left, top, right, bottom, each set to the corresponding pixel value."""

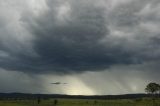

left=0, top=0, right=160, bottom=95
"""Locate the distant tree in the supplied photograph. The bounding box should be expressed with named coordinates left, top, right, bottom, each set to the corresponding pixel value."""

left=145, top=82, right=160, bottom=94
left=94, top=100, right=97, bottom=104
left=37, top=96, right=41, bottom=104
left=54, top=99, right=58, bottom=105
left=86, top=101, right=88, bottom=104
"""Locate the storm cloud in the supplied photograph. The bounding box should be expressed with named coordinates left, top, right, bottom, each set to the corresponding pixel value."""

left=0, top=0, right=160, bottom=74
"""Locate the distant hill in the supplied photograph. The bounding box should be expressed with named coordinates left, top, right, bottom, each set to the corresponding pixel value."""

left=0, top=93, right=156, bottom=100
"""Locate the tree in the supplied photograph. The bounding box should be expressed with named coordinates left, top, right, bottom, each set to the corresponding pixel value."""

left=37, top=96, right=41, bottom=104
left=145, top=82, right=160, bottom=94
left=145, top=82, right=160, bottom=106
left=54, top=99, right=58, bottom=105
left=158, top=84, right=160, bottom=94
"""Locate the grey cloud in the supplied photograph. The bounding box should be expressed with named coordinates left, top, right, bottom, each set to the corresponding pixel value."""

left=0, top=0, right=160, bottom=74
left=16, top=0, right=135, bottom=73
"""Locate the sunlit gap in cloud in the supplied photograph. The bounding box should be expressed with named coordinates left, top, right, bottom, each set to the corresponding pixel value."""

left=63, top=76, right=95, bottom=95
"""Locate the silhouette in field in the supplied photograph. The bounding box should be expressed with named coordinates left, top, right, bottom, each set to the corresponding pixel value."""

left=54, top=99, right=58, bottom=105
left=94, top=100, right=97, bottom=104
left=37, top=96, right=41, bottom=104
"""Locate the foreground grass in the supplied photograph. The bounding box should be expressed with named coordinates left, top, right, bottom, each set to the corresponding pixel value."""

left=0, top=98, right=160, bottom=106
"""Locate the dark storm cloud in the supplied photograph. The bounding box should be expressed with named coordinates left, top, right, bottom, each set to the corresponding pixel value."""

left=0, top=0, right=160, bottom=74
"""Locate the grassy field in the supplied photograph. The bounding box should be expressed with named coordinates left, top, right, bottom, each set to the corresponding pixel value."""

left=0, top=98, right=160, bottom=106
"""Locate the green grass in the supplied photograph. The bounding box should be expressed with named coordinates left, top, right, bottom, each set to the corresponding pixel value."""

left=0, top=98, right=160, bottom=106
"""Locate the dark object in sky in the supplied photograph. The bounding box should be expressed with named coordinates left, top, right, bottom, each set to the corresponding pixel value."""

left=50, top=82, right=67, bottom=85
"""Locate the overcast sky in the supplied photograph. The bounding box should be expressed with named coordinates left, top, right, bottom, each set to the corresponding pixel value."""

left=0, top=0, right=160, bottom=95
